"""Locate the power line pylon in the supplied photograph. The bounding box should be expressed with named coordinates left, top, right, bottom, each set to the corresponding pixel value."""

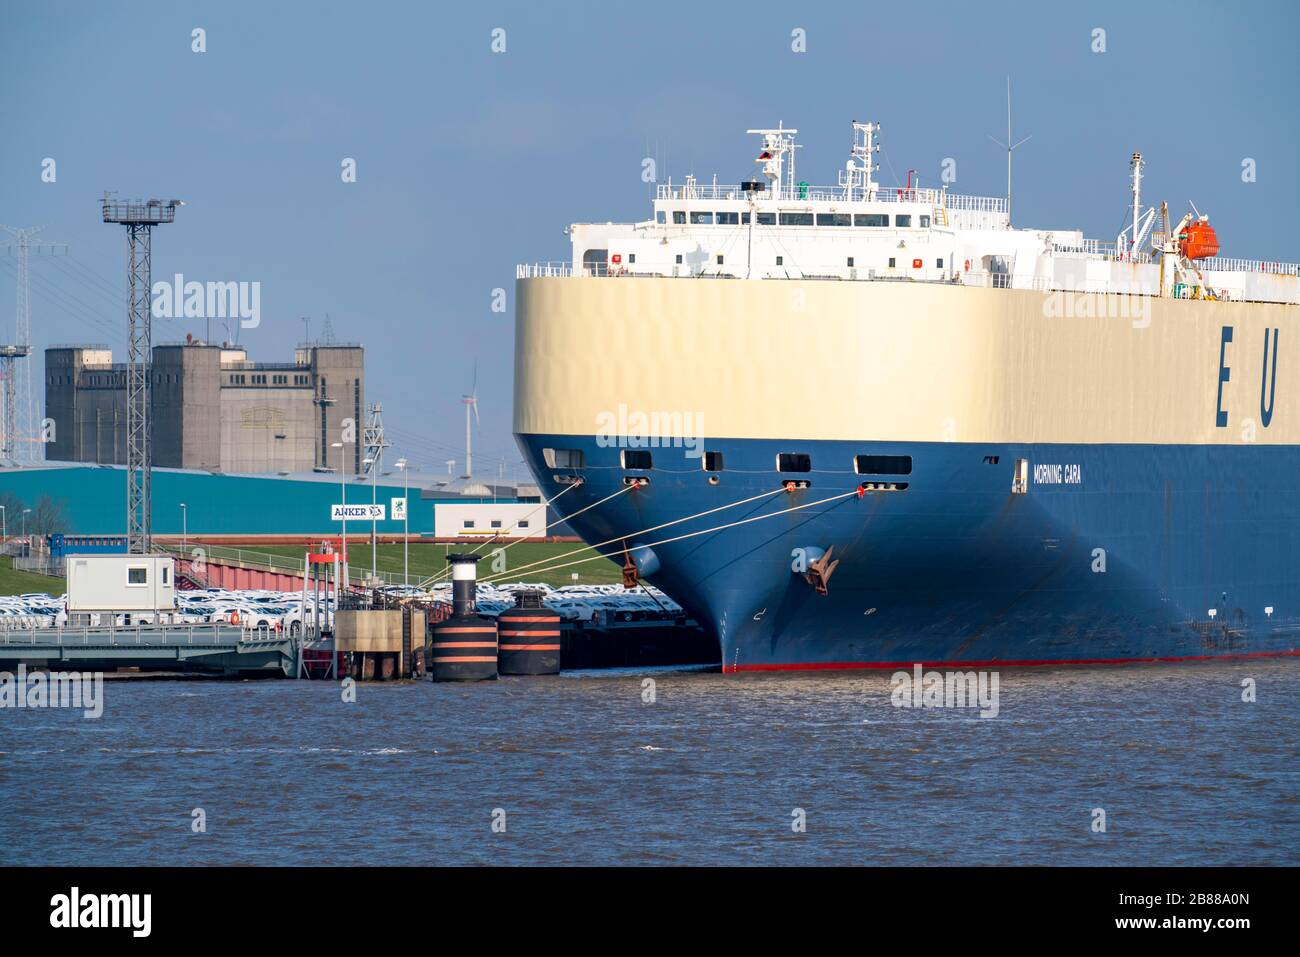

left=101, top=195, right=183, bottom=553
left=0, top=226, right=66, bottom=463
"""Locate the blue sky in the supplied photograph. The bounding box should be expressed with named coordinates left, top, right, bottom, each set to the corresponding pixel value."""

left=2, top=0, right=1296, bottom=479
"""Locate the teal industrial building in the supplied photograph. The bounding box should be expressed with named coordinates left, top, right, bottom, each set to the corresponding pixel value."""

left=0, top=463, right=518, bottom=537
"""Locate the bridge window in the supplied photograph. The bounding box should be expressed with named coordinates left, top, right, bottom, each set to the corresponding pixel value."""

left=816, top=213, right=851, bottom=227
left=672, top=211, right=686, bottom=224
left=621, top=450, right=653, bottom=470
left=779, top=212, right=814, bottom=226
left=895, top=214, right=913, bottom=227
left=716, top=211, right=739, bottom=225
left=777, top=453, right=812, bottom=472
left=656, top=210, right=666, bottom=224
left=855, top=213, right=888, bottom=227
left=690, top=211, right=714, bottom=225
left=854, top=454, right=913, bottom=475
left=920, top=215, right=931, bottom=228
left=755, top=212, right=776, bottom=226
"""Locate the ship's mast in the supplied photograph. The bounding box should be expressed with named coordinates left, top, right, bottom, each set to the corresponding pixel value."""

left=840, top=120, right=880, bottom=202
left=1130, top=152, right=1144, bottom=257
left=1118, top=151, right=1156, bottom=259
left=747, top=124, right=799, bottom=202
left=987, top=76, right=1030, bottom=226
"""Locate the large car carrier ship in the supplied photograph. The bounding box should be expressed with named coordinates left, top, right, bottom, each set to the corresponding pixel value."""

left=513, top=121, right=1298, bottom=670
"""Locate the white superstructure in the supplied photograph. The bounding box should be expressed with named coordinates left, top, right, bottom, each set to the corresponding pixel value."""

left=521, top=121, right=1299, bottom=306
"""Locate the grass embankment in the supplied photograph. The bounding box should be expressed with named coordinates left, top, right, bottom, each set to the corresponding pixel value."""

left=0, top=556, right=63, bottom=596
left=199, top=541, right=623, bottom=588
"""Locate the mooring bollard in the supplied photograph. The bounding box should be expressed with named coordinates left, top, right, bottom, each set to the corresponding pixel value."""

left=429, top=554, right=498, bottom=681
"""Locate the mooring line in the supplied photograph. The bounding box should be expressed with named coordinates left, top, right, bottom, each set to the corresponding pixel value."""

left=478, top=485, right=788, bottom=584
left=479, top=487, right=855, bottom=584
left=416, top=479, right=585, bottom=589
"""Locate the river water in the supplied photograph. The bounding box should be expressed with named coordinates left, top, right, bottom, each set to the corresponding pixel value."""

left=1, top=660, right=1296, bottom=866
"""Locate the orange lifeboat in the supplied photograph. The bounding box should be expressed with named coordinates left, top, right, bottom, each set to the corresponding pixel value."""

left=1180, top=220, right=1220, bottom=260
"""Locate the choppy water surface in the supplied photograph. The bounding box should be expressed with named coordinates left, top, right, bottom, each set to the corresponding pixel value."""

left=1, top=660, right=1296, bottom=865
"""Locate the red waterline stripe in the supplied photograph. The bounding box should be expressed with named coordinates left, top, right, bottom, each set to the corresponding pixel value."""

left=725, top=648, right=1300, bottom=673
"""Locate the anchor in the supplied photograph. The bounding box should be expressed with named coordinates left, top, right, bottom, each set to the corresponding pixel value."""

left=621, top=541, right=639, bottom=588
left=803, top=545, right=839, bottom=596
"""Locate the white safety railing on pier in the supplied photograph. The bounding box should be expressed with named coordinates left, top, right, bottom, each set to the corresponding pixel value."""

left=0, top=621, right=284, bottom=646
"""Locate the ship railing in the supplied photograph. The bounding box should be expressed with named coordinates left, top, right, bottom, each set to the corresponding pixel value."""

left=654, top=183, right=1006, bottom=211
left=522, top=262, right=1061, bottom=290
left=1195, top=257, right=1300, bottom=276
left=518, top=262, right=584, bottom=278
left=1052, top=240, right=1154, bottom=264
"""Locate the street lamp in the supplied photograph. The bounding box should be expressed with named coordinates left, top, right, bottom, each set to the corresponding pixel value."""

left=331, top=441, right=348, bottom=589
left=395, top=457, right=409, bottom=586
left=21, top=508, right=32, bottom=541
left=364, top=455, right=378, bottom=581
left=179, top=502, right=188, bottom=550
left=0, top=505, right=6, bottom=546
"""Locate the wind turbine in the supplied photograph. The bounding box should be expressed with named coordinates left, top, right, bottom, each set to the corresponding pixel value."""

left=462, top=361, right=479, bottom=478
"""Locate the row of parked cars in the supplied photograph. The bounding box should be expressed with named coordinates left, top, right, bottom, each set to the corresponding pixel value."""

left=416, top=581, right=687, bottom=625
left=0, top=582, right=686, bottom=632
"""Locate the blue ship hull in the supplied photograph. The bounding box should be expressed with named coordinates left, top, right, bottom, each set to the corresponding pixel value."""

left=516, top=434, right=1300, bottom=670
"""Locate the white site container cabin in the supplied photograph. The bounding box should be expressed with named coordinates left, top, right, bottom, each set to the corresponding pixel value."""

left=434, top=502, right=545, bottom=539
left=65, top=553, right=179, bottom=616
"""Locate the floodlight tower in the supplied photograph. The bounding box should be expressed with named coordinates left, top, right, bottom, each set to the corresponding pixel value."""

left=0, top=343, right=31, bottom=462
left=101, top=195, right=183, bottom=553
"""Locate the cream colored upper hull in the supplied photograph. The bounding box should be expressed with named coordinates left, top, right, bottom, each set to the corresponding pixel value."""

left=514, top=278, right=1296, bottom=446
